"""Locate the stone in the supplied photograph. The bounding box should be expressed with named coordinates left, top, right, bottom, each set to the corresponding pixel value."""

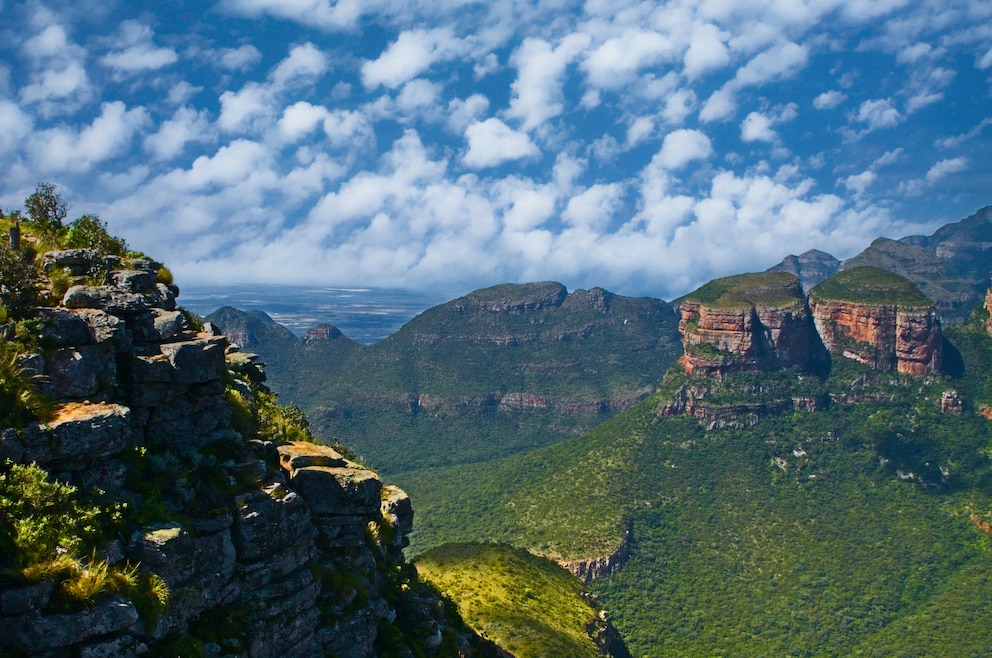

left=43, top=344, right=116, bottom=400
left=159, top=335, right=228, bottom=384
left=277, top=441, right=348, bottom=478
left=38, top=307, right=93, bottom=346
left=10, top=402, right=131, bottom=468
left=233, top=482, right=314, bottom=563
left=0, top=595, right=138, bottom=652
left=289, top=465, right=382, bottom=518
left=108, top=269, right=157, bottom=294
left=41, top=249, right=102, bottom=275
left=0, top=579, right=55, bottom=615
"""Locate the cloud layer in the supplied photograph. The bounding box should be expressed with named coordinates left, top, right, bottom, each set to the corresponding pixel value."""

left=0, top=0, right=990, bottom=300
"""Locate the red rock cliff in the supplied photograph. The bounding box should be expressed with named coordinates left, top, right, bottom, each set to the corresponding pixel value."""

left=810, top=300, right=942, bottom=375
left=678, top=273, right=826, bottom=375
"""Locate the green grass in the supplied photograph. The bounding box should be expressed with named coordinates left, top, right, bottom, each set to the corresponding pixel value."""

left=684, top=272, right=805, bottom=309
left=416, top=543, right=608, bottom=658
left=810, top=266, right=933, bottom=306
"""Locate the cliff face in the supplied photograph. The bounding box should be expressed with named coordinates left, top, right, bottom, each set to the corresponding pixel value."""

left=678, top=273, right=827, bottom=376
left=0, top=250, right=452, bottom=657
left=809, top=268, right=943, bottom=376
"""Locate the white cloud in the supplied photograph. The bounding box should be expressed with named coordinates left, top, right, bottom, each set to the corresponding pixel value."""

left=18, top=18, right=90, bottom=113
left=144, top=106, right=214, bottom=160
left=840, top=170, right=876, bottom=195
left=683, top=23, right=730, bottom=80
left=979, top=48, right=992, bottom=69
left=854, top=98, right=903, bottom=131
left=361, top=28, right=463, bottom=89
left=277, top=101, right=329, bottom=142
left=661, top=88, right=697, bottom=125
left=925, top=157, right=967, bottom=183
left=167, top=81, right=202, bottom=105
left=741, top=112, right=776, bottom=142
left=507, top=34, right=591, bottom=132
left=562, top=183, right=624, bottom=230
left=0, top=100, right=33, bottom=155
left=626, top=117, right=654, bottom=146
left=28, top=101, right=149, bottom=173
left=701, top=42, right=809, bottom=122
left=219, top=0, right=367, bottom=31
left=446, top=94, right=490, bottom=133
left=813, top=90, right=847, bottom=110
left=872, top=148, right=903, bottom=168
left=583, top=30, right=675, bottom=88
left=100, top=21, right=178, bottom=74
left=463, top=118, right=540, bottom=169
left=896, top=42, right=934, bottom=64
left=218, top=44, right=263, bottom=71
left=270, top=42, right=328, bottom=88
left=654, top=129, right=712, bottom=170
left=218, top=84, right=270, bottom=133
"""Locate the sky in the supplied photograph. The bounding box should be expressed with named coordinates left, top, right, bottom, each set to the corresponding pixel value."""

left=1, top=0, right=990, bottom=301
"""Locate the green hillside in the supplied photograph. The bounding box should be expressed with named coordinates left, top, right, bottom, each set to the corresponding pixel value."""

left=684, top=271, right=805, bottom=309
left=417, top=543, right=628, bottom=658
left=208, top=283, right=683, bottom=473
left=809, top=266, right=933, bottom=306
left=400, top=316, right=992, bottom=656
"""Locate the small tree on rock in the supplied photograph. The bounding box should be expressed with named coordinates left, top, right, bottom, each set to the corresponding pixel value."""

left=24, top=183, right=68, bottom=240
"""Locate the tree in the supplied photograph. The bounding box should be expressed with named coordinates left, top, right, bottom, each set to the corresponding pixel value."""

left=24, top=182, right=68, bottom=239
left=66, top=214, right=127, bottom=256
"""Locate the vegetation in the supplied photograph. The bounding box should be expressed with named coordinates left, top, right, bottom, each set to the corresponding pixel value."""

left=398, top=313, right=992, bottom=656
left=684, top=271, right=804, bottom=309
left=810, top=266, right=933, bottom=306
left=417, top=543, right=613, bottom=658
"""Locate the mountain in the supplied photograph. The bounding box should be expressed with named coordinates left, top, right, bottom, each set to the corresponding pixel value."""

left=208, top=282, right=684, bottom=474
left=402, top=298, right=992, bottom=656
left=902, top=205, right=992, bottom=286
left=840, top=237, right=979, bottom=324
left=766, top=249, right=841, bottom=291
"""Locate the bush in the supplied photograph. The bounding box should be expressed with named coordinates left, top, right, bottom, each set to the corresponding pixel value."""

left=23, top=183, right=68, bottom=242
left=0, top=243, right=39, bottom=319
left=65, top=214, right=127, bottom=256
left=0, top=343, right=53, bottom=425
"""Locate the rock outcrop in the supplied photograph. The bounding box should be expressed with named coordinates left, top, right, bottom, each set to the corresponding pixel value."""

left=678, top=272, right=828, bottom=376
left=678, top=268, right=944, bottom=378
left=809, top=267, right=943, bottom=376
left=0, top=252, right=456, bottom=657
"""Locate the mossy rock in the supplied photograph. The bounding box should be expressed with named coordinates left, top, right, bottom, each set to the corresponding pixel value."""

left=809, top=266, right=932, bottom=306
left=684, top=272, right=805, bottom=310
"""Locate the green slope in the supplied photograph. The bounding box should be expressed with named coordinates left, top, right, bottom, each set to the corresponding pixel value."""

left=401, top=317, right=992, bottom=656
left=417, top=543, right=627, bottom=658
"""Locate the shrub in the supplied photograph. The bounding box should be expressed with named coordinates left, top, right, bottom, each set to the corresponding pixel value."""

left=65, top=214, right=127, bottom=256
left=0, top=243, right=39, bottom=319
left=23, top=183, right=68, bottom=241
left=0, top=462, right=102, bottom=567
left=0, top=343, right=53, bottom=425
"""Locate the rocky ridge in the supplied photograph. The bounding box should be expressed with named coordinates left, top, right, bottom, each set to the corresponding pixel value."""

left=0, top=250, right=459, bottom=657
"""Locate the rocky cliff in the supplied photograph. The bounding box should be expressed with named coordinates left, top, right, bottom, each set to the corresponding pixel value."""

left=678, top=268, right=944, bottom=378
left=767, top=249, right=840, bottom=291
left=678, top=272, right=828, bottom=376
left=0, top=250, right=464, bottom=657
left=809, top=267, right=943, bottom=376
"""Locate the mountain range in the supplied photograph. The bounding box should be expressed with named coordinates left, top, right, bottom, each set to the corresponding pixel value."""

left=204, top=205, right=992, bottom=656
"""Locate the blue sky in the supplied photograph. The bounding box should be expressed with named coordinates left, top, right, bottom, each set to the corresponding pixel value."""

left=1, top=0, right=990, bottom=300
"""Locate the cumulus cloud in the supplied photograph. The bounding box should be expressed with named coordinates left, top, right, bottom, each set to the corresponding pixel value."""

left=813, top=90, right=846, bottom=110
left=653, top=129, right=712, bottom=170
left=925, top=157, right=967, bottom=183
left=144, top=106, right=214, bottom=160
left=0, top=100, right=33, bottom=155
left=701, top=41, right=808, bottom=122
left=27, top=101, right=149, bottom=173
left=463, top=118, right=540, bottom=168
left=583, top=29, right=675, bottom=89
left=853, top=98, right=903, bottom=132
left=218, top=44, right=263, bottom=71
left=683, top=23, right=730, bottom=80
left=18, top=19, right=90, bottom=113
left=218, top=0, right=368, bottom=31
left=507, top=34, right=591, bottom=132
left=361, top=28, right=464, bottom=89
left=99, top=21, right=178, bottom=74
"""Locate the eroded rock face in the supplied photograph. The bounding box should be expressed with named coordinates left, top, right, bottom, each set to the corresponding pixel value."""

left=678, top=274, right=827, bottom=376
left=810, top=299, right=943, bottom=375
left=1, top=254, right=450, bottom=658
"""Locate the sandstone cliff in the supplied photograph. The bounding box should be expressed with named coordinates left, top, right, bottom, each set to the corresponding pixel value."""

left=0, top=250, right=463, bottom=657
left=809, top=267, right=943, bottom=376
left=678, top=272, right=828, bottom=376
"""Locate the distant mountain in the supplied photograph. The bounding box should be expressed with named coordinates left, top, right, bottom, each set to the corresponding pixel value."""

left=901, top=205, right=992, bottom=286
left=767, top=249, right=840, bottom=291
left=840, top=238, right=979, bottom=324
left=208, top=282, right=683, bottom=473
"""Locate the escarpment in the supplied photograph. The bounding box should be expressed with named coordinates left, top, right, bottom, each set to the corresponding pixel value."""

left=678, top=272, right=828, bottom=376
left=809, top=267, right=943, bottom=376
left=0, top=251, right=460, bottom=657
left=679, top=268, right=944, bottom=378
